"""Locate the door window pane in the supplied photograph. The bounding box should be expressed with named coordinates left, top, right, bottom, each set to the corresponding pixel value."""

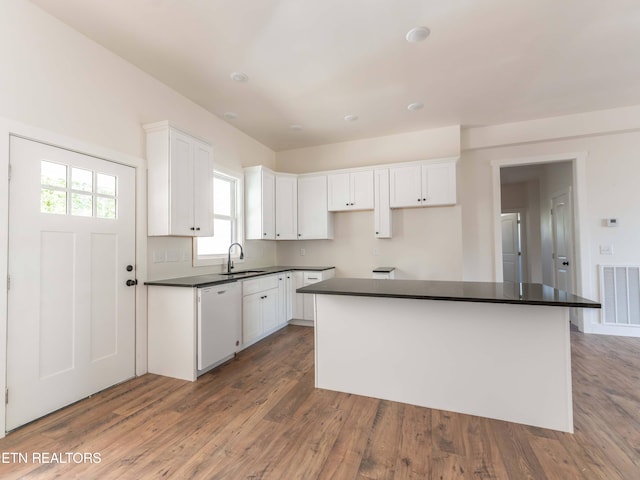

left=97, top=173, right=116, bottom=196
left=97, top=197, right=116, bottom=219
left=41, top=189, right=67, bottom=214
left=71, top=193, right=93, bottom=216
left=41, top=161, right=67, bottom=188
left=72, top=168, right=93, bottom=192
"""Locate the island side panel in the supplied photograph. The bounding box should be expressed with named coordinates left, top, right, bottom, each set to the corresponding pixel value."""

left=314, top=295, right=573, bottom=432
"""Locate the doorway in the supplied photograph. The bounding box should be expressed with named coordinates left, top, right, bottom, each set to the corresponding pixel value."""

left=498, top=161, right=575, bottom=289
left=6, top=136, right=137, bottom=430
left=492, top=153, right=592, bottom=331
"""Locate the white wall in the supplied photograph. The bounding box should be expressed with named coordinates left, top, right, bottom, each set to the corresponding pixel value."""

left=460, top=108, right=640, bottom=334
left=277, top=125, right=461, bottom=173
left=277, top=207, right=463, bottom=280
left=275, top=125, right=464, bottom=280
left=0, top=0, right=277, bottom=282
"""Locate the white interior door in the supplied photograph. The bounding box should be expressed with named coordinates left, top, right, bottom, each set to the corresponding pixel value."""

left=551, top=189, right=574, bottom=293
left=6, top=136, right=136, bottom=431
left=501, top=213, right=521, bottom=287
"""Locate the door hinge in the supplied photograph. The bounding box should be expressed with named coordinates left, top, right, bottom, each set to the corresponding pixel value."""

left=7, top=164, right=11, bottom=181
left=6, top=275, right=9, bottom=291
left=5, top=388, right=8, bottom=405
left=550, top=208, right=553, bottom=215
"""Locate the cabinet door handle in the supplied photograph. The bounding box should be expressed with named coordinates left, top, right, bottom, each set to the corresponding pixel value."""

left=218, top=290, right=226, bottom=295
left=307, top=277, right=318, bottom=280
left=345, top=203, right=349, bottom=206
left=277, top=233, right=280, bottom=237
left=196, top=227, right=201, bottom=231
left=190, top=227, right=196, bottom=230
left=422, top=198, right=426, bottom=202
left=298, top=233, right=301, bottom=237
left=417, top=199, right=421, bottom=202
left=350, top=202, right=354, bottom=206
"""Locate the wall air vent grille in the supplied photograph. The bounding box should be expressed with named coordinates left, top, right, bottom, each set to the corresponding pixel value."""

left=600, top=265, right=640, bottom=325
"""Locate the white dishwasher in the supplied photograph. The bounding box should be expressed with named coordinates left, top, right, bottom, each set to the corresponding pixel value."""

left=197, top=282, right=241, bottom=374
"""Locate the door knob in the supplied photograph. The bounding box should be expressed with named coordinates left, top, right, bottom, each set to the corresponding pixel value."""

left=126, top=279, right=138, bottom=286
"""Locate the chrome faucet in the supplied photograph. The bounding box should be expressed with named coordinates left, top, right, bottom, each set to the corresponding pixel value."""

left=227, top=242, right=244, bottom=273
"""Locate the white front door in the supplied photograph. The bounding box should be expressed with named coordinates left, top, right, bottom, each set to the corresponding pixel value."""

left=551, top=189, right=574, bottom=293
left=6, top=136, right=136, bottom=431
left=501, top=213, right=521, bottom=287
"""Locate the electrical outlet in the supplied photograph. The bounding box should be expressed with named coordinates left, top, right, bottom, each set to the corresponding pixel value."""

left=166, top=250, right=179, bottom=262
left=372, top=248, right=380, bottom=256
left=300, top=248, right=306, bottom=256
left=183, top=251, right=191, bottom=262
left=152, top=251, right=165, bottom=263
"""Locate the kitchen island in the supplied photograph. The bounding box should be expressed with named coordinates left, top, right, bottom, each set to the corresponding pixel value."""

left=297, top=278, right=601, bottom=432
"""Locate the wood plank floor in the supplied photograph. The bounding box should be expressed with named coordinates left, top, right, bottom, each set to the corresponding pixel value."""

left=0, top=326, right=638, bottom=479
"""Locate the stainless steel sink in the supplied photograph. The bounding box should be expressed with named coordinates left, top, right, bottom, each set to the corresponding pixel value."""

left=218, top=270, right=266, bottom=276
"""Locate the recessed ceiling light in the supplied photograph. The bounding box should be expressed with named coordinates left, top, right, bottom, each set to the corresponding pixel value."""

left=405, top=26, right=430, bottom=43
left=344, top=114, right=359, bottom=122
left=407, top=102, right=424, bottom=111
left=223, top=112, right=238, bottom=120
left=230, top=71, right=249, bottom=82
left=289, top=124, right=303, bottom=131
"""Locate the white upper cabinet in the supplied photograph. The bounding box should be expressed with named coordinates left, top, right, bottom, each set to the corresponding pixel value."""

left=245, top=166, right=276, bottom=240
left=275, top=174, right=298, bottom=240
left=389, top=161, right=456, bottom=208
left=374, top=168, right=392, bottom=238
left=328, top=170, right=374, bottom=211
left=145, top=122, right=213, bottom=236
left=298, top=175, right=334, bottom=239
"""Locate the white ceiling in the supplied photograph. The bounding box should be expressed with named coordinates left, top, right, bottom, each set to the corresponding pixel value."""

left=29, top=0, right=640, bottom=151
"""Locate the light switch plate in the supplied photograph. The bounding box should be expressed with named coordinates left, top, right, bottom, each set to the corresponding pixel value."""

left=152, top=251, right=165, bottom=263
left=600, top=245, right=613, bottom=255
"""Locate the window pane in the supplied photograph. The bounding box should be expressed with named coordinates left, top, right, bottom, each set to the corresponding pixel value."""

left=41, top=161, right=67, bottom=188
left=198, top=219, right=232, bottom=255
left=214, top=177, right=231, bottom=216
left=72, top=168, right=93, bottom=192
left=71, top=193, right=93, bottom=216
left=97, top=197, right=116, bottom=219
left=41, top=188, right=66, bottom=214
left=97, top=173, right=116, bottom=196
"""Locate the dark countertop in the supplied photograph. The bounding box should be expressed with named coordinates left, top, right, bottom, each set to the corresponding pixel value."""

left=296, top=278, right=601, bottom=308
left=145, top=266, right=335, bottom=288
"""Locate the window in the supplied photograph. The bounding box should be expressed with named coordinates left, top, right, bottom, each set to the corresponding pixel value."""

left=40, top=160, right=117, bottom=219
left=194, top=170, right=243, bottom=265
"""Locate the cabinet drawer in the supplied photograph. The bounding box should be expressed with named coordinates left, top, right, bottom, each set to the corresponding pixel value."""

left=303, top=272, right=322, bottom=285
left=243, top=274, right=279, bottom=296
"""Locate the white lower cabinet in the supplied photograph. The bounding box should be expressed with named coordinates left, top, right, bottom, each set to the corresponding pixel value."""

left=285, top=272, right=294, bottom=321
left=292, top=269, right=336, bottom=323
left=242, top=274, right=280, bottom=347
